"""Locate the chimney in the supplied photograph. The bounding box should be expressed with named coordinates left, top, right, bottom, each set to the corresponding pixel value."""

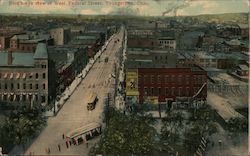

left=7, top=51, right=13, bottom=65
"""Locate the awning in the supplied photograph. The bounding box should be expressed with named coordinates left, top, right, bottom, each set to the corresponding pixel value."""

left=29, top=73, right=33, bottom=78
left=10, top=73, right=13, bottom=79
left=4, top=73, right=8, bottom=79
left=16, top=73, right=20, bottom=79
left=13, top=94, right=16, bottom=101
left=22, top=73, right=26, bottom=79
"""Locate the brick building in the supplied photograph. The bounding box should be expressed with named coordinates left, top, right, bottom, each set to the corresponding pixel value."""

left=137, top=67, right=207, bottom=103
left=0, top=43, right=56, bottom=109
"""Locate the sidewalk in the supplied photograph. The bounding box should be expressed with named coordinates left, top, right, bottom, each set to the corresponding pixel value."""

left=45, top=35, right=114, bottom=117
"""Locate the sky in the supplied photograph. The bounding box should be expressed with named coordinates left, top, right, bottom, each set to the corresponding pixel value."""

left=0, top=0, right=249, bottom=16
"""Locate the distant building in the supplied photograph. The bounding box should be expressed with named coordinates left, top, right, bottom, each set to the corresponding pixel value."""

left=48, top=45, right=88, bottom=93
left=158, top=37, right=176, bottom=50
left=193, top=52, right=217, bottom=68
left=125, top=48, right=177, bottom=69
left=50, top=28, right=71, bottom=45
left=0, top=35, right=12, bottom=50
left=125, top=67, right=207, bottom=104
left=9, top=33, right=53, bottom=52
left=237, top=24, right=249, bottom=38
left=236, top=65, right=249, bottom=76
left=0, top=43, right=56, bottom=109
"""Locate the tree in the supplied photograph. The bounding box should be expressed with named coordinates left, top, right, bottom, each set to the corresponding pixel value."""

left=0, top=109, right=46, bottom=151
left=161, top=111, right=184, bottom=144
left=94, top=107, right=157, bottom=156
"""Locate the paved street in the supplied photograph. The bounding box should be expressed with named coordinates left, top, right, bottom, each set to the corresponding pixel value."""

left=22, top=28, right=125, bottom=155
left=205, top=123, right=248, bottom=156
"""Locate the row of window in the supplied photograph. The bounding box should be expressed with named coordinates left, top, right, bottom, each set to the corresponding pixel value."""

left=142, top=87, right=190, bottom=97
left=142, top=86, right=204, bottom=97
left=0, top=72, right=46, bottom=79
left=2, top=94, right=46, bottom=103
left=0, top=83, right=46, bottom=90
left=159, top=41, right=175, bottom=44
left=139, top=75, right=206, bottom=85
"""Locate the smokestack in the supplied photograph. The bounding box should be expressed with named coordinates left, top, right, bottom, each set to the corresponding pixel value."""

left=7, top=51, right=13, bottom=65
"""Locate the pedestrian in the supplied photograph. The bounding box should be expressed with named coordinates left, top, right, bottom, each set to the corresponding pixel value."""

left=48, top=147, right=50, bottom=154
left=66, top=141, right=69, bottom=148
left=69, top=140, right=72, bottom=146
left=58, top=144, right=61, bottom=152
left=45, top=148, right=48, bottom=154
left=62, top=133, right=65, bottom=139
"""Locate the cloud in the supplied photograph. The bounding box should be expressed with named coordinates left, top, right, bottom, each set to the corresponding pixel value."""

left=80, top=9, right=97, bottom=15
left=101, top=6, right=113, bottom=14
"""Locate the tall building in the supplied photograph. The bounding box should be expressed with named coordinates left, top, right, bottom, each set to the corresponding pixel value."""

left=50, top=28, right=71, bottom=45
left=0, top=43, right=55, bottom=109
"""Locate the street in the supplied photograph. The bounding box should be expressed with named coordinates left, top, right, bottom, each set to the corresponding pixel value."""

left=21, top=28, right=124, bottom=155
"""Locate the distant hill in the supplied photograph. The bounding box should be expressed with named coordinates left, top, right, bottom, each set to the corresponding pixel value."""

left=0, top=12, right=248, bottom=24
left=187, top=13, right=249, bottom=24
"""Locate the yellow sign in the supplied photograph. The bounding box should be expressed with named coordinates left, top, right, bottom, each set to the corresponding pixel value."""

left=126, top=71, right=139, bottom=96
left=145, top=96, right=159, bottom=104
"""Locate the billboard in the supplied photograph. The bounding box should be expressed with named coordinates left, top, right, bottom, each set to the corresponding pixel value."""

left=126, top=70, right=139, bottom=96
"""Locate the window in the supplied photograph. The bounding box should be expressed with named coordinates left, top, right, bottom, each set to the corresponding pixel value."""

left=17, top=95, right=20, bottom=101
left=151, top=75, right=154, bottom=84
left=43, top=73, right=46, bottom=79
left=155, top=56, right=157, bottom=60
left=178, top=87, right=182, bottom=96
left=23, top=95, right=26, bottom=102
left=42, top=65, right=47, bottom=68
left=35, top=95, right=38, bottom=101
left=158, top=87, right=162, bottom=95
left=165, top=87, right=169, bottom=96
left=23, top=83, right=26, bottom=89
left=36, top=84, right=39, bottom=90
left=178, top=75, right=182, bottom=85
left=41, top=96, right=46, bottom=103
left=29, top=73, right=33, bottom=79
left=144, top=76, right=147, bottom=84
left=5, top=83, right=7, bottom=89
left=11, top=83, right=14, bottom=90
left=158, top=75, right=161, bottom=84
left=29, top=84, right=32, bottom=89
left=165, top=76, right=168, bottom=84
left=36, top=73, right=39, bottom=79
left=171, top=87, right=175, bottom=96
left=43, top=84, right=46, bottom=90
left=186, top=87, right=190, bottom=96
left=151, top=87, right=154, bottom=95
left=17, top=83, right=20, bottom=89
left=3, top=95, right=7, bottom=101
left=0, top=83, right=1, bottom=89
left=171, top=75, right=175, bottom=83
left=144, top=87, right=147, bottom=95
left=186, top=76, right=190, bottom=85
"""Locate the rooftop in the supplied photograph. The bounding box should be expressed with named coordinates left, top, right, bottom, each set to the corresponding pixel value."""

left=33, top=43, right=48, bottom=59
left=0, top=52, right=34, bottom=66
left=76, top=35, right=97, bottom=40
